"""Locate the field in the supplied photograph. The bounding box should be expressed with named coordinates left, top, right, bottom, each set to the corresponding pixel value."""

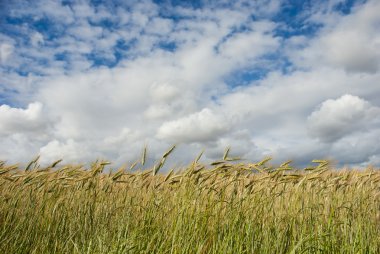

left=0, top=150, right=379, bottom=254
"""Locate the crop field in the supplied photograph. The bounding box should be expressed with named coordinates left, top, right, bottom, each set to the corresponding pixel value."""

left=0, top=149, right=379, bottom=254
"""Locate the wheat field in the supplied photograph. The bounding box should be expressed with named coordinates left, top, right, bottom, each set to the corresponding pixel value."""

left=0, top=149, right=379, bottom=253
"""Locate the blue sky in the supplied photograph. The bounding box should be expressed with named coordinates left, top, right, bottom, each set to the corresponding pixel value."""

left=1, top=0, right=380, bottom=168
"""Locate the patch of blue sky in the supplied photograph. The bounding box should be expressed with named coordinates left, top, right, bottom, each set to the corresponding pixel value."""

left=274, top=22, right=323, bottom=39
left=115, top=38, right=132, bottom=50
left=273, top=0, right=361, bottom=38
left=273, top=0, right=320, bottom=38
left=6, top=55, right=50, bottom=77
left=32, top=18, right=64, bottom=40
left=113, top=51, right=125, bottom=65
left=225, top=69, right=268, bottom=88
left=153, top=0, right=213, bottom=22
left=89, top=0, right=131, bottom=9
left=85, top=52, right=118, bottom=68
left=153, top=0, right=204, bottom=10
left=0, top=87, right=20, bottom=107
left=15, top=68, right=37, bottom=77
left=155, top=9, right=182, bottom=23
left=5, top=16, right=26, bottom=26
left=89, top=19, right=118, bottom=31
left=61, top=0, right=73, bottom=6
left=224, top=52, right=293, bottom=89
left=53, top=53, right=72, bottom=71
left=89, top=0, right=106, bottom=7
left=334, top=0, right=366, bottom=14
left=54, top=52, right=68, bottom=62
left=4, top=15, right=62, bottom=44
left=3, top=65, right=30, bottom=77
left=113, top=38, right=138, bottom=61
left=113, top=37, right=176, bottom=62
left=157, top=41, right=177, bottom=52
left=35, top=57, right=50, bottom=67
left=3, top=17, right=32, bottom=41
left=279, top=58, right=295, bottom=75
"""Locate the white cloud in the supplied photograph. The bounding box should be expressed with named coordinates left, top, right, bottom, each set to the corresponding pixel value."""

left=36, top=0, right=75, bottom=24
left=31, top=32, right=44, bottom=47
left=39, top=139, right=91, bottom=164
left=291, top=0, right=380, bottom=73
left=157, top=108, right=231, bottom=143
left=145, top=17, right=173, bottom=35
left=144, top=105, right=172, bottom=119
left=321, top=30, right=379, bottom=73
left=0, top=43, right=14, bottom=63
left=67, top=20, right=103, bottom=41
left=330, top=129, right=380, bottom=165
left=202, top=129, right=262, bottom=161
left=71, top=2, right=96, bottom=19
left=307, top=94, right=380, bottom=143
left=104, top=128, right=142, bottom=146
left=0, top=133, right=46, bottom=163
left=219, top=21, right=279, bottom=62
left=0, top=102, right=49, bottom=135
left=150, top=82, right=180, bottom=102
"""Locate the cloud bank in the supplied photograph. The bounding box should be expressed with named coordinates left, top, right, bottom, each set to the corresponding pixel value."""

left=0, top=0, right=380, bottom=168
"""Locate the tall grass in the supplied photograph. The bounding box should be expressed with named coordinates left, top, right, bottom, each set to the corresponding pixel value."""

left=0, top=156, right=379, bottom=253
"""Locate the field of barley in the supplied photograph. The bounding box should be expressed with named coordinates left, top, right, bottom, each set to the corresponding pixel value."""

left=1, top=149, right=379, bottom=254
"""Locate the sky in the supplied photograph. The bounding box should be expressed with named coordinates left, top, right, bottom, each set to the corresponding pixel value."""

left=0, top=0, right=380, bottom=168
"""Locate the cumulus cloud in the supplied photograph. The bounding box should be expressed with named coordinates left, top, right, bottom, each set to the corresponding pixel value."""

left=0, top=102, right=49, bottom=135
left=1, top=0, right=380, bottom=167
left=307, top=94, right=380, bottom=143
left=157, top=108, right=231, bottom=143
left=39, top=139, right=91, bottom=164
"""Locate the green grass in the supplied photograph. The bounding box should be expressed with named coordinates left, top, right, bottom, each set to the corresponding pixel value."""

left=0, top=158, right=379, bottom=254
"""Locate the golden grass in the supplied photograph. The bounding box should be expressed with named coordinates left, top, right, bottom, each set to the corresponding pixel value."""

left=0, top=155, right=379, bottom=253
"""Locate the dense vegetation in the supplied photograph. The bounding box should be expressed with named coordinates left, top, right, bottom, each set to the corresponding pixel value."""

left=0, top=150, right=379, bottom=253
